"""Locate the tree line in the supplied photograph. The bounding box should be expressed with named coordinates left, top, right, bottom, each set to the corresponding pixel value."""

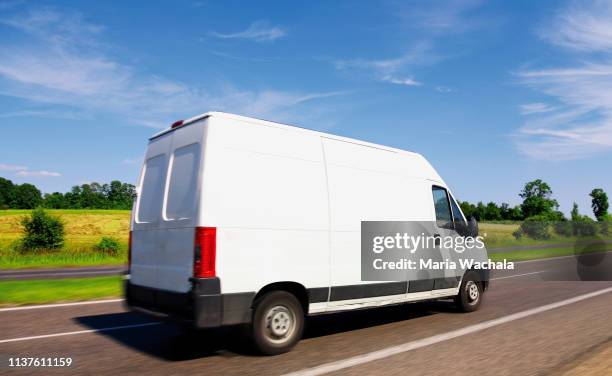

left=1, top=176, right=609, bottom=222
left=459, top=179, right=610, bottom=223
left=0, top=177, right=135, bottom=210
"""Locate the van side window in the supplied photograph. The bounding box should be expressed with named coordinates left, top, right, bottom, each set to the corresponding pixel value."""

left=138, top=154, right=166, bottom=223
left=450, top=195, right=466, bottom=226
left=432, top=186, right=452, bottom=229
left=166, top=143, right=200, bottom=220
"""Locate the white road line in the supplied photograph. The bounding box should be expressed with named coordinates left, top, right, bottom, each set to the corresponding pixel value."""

left=491, top=271, right=546, bottom=280
left=0, top=299, right=124, bottom=312
left=284, top=286, right=612, bottom=376
left=0, top=322, right=161, bottom=344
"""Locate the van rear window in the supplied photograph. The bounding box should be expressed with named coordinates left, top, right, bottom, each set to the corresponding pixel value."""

left=137, top=154, right=166, bottom=223
left=165, top=143, right=200, bottom=220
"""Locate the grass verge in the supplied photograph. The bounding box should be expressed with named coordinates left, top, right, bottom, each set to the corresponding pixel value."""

left=0, top=250, right=126, bottom=269
left=0, top=276, right=122, bottom=307
left=489, top=244, right=612, bottom=262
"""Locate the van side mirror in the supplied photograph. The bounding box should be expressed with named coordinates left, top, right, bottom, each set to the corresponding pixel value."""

left=467, top=216, right=479, bottom=237
left=455, top=216, right=479, bottom=237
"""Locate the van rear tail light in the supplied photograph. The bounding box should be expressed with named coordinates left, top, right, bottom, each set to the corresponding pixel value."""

left=194, top=227, right=216, bottom=278
left=128, top=230, right=133, bottom=273
left=171, top=120, right=184, bottom=128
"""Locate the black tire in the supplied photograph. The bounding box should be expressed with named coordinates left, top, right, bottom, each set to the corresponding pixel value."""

left=250, top=291, right=304, bottom=355
left=455, top=270, right=483, bottom=312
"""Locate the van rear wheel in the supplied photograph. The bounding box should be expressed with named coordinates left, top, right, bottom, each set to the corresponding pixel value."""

left=250, top=291, right=304, bottom=355
left=455, top=271, right=483, bottom=312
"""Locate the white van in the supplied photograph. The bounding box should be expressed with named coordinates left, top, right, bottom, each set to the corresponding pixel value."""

left=125, top=112, right=488, bottom=354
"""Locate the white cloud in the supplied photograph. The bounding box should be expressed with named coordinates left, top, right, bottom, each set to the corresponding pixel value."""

left=381, top=75, right=422, bottom=86
left=16, top=170, right=62, bottom=177
left=0, top=163, right=61, bottom=177
left=515, top=0, right=612, bottom=160
left=332, top=0, right=484, bottom=87
left=334, top=42, right=435, bottom=86
left=209, top=21, right=286, bottom=42
left=0, top=9, right=343, bottom=129
left=396, top=0, right=484, bottom=34
left=519, top=102, right=556, bottom=115
left=0, top=109, right=87, bottom=119
left=122, top=157, right=142, bottom=165
left=435, top=86, right=453, bottom=93
left=0, top=163, right=27, bottom=171
left=540, top=0, right=612, bottom=52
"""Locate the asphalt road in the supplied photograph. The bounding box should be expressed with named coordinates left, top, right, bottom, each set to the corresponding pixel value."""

left=2, top=254, right=612, bottom=375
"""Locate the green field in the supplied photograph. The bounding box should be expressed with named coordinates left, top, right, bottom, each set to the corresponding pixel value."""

left=1, top=209, right=610, bottom=269
left=0, top=276, right=122, bottom=307
left=478, top=222, right=610, bottom=248
left=0, top=209, right=130, bottom=268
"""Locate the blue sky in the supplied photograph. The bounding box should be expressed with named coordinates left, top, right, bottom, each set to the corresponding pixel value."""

left=1, top=0, right=612, bottom=216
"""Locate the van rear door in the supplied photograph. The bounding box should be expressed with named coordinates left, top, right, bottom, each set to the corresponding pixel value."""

left=131, top=120, right=205, bottom=293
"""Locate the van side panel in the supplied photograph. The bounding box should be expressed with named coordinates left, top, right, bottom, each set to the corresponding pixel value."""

left=322, top=138, right=436, bottom=299
left=200, top=117, right=330, bottom=296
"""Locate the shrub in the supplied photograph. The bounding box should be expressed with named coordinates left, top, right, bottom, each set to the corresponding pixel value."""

left=598, top=215, right=611, bottom=235
left=21, top=208, right=64, bottom=250
left=554, top=221, right=573, bottom=237
left=520, top=215, right=551, bottom=239
left=573, top=218, right=597, bottom=237
left=95, top=236, right=120, bottom=256
left=512, top=229, right=523, bottom=239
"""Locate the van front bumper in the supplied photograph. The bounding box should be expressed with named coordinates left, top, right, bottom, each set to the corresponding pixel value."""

left=124, top=277, right=254, bottom=328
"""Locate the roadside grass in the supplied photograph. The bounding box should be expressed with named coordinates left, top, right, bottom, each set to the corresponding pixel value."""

left=0, top=209, right=129, bottom=269
left=489, top=244, right=612, bottom=262
left=479, top=222, right=612, bottom=249
left=0, top=249, right=126, bottom=269
left=0, top=276, right=122, bottom=306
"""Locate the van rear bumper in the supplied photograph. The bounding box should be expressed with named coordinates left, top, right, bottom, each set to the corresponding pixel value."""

left=124, top=277, right=255, bottom=328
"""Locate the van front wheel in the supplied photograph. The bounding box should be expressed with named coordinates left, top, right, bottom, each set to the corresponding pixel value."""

left=455, top=271, right=483, bottom=312
left=250, top=291, right=304, bottom=355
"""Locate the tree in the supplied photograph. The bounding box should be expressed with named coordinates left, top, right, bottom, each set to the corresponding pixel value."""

left=0, top=177, right=15, bottom=209
left=459, top=201, right=477, bottom=220
left=43, top=192, right=67, bottom=209
left=570, top=202, right=597, bottom=236
left=476, top=202, right=486, bottom=221
left=519, top=179, right=559, bottom=218
left=105, top=180, right=136, bottom=209
left=571, top=202, right=580, bottom=221
left=0, top=178, right=135, bottom=209
left=12, top=183, right=42, bottom=209
left=508, top=205, right=524, bottom=221
left=484, top=202, right=502, bottom=220
left=590, top=188, right=609, bottom=221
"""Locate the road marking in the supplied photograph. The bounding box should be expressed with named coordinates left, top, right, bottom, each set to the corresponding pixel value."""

left=491, top=270, right=546, bottom=280
left=0, top=299, right=124, bottom=312
left=0, top=322, right=161, bottom=344
left=284, top=286, right=612, bottom=376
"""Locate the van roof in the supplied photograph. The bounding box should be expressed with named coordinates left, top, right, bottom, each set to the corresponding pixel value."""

left=149, top=111, right=422, bottom=157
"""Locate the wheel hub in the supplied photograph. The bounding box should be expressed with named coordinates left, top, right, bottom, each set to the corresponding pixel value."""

left=466, top=281, right=479, bottom=302
left=266, top=306, right=294, bottom=339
